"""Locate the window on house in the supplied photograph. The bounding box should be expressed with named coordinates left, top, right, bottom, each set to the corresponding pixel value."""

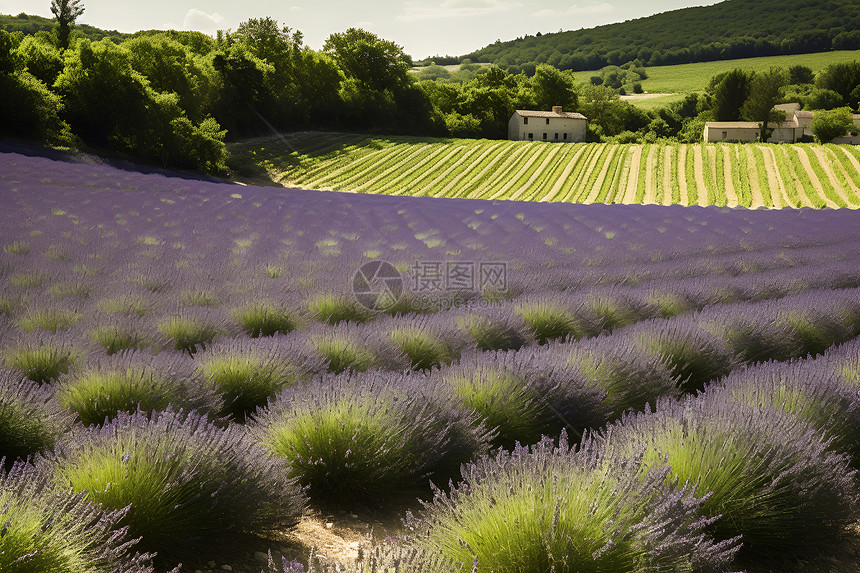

left=722, top=131, right=728, bottom=140
left=563, top=133, right=568, bottom=140
left=543, top=133, right=547, bottom=140
left=524, top=117, right=528, bottom=125
left=528, top=133, right=533, bottom=139
left=545, top=118, right=550, bottom=125
left=554, top=133, right=559, bottom=140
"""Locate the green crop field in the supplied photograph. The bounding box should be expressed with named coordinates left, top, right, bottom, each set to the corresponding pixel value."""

left=570, top=49, right=860, bottom=94
left=230, top=132, right=860, bottom=209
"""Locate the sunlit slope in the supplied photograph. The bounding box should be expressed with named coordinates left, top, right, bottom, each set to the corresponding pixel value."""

left=230, top=133, right=860, bottom=209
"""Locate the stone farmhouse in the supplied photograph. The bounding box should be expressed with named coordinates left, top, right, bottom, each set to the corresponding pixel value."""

left=509, top=107, right=587, bottom=142
left=704, top=106, right=860, bottom=144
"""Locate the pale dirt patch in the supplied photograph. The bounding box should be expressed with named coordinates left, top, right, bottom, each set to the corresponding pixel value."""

left=584, top=144, right=619, bottom=203
left=433, top=143, right=504, bottom=198
left=756, top=146, right=786, bottom=208
left=678, top=145, right=689, bottom=205
left=622, top=145, right=642, bottom=203
left=643, top=145, right=658, bottom=204
left=619, top=93, right=674, bottom=100
left=791, top=146, right=839, bottom=208
left=692, top=145, right=709, bottom=207
left=662, top=146, right=673, bottom=205
left=539, top=145, right=588, bottom=201
left=509, top=145, right=564, bottom=201
left=721, top=145, right=739, bottom=207
left=745, top=146, right=766, bottom=208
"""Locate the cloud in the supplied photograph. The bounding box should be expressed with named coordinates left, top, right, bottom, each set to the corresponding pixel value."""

left=182, top=8, right=224, bottom=35
left=397, top=0, right=520, bottom=22
left=532, top=2, right=615, bottom=18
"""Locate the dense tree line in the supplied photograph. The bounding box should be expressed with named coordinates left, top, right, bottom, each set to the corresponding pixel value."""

left=3, top=7, right=860, bottom=175
left=443, top=0, right=860, bottom=74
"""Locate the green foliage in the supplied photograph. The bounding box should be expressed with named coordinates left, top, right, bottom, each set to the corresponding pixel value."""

left=789, top=64, right=814, bottom=85
left=389, top=327, right=456, bottom=371
left=515, top=301, right=597, bottom=344
left=156, top=315, right=220, bottom=355
left=51, top=410, right=305, bottom=566
left=454, top=314, right=527, bottom=351
left=312, top=333, right=376, bottom=374
left=51, top=0, right=85, bottom=50
left=741, top=67, right=789, bottom=142
left=324, top=28, right=411, bottom=93
left=0, top=462, right=150, bottom=573
left=710, top=69, right=751, bottom=121
left=0, top=369, right=73, bottom=467
left=233, top=301, right=297, bottom=337
left=308, top=293, right=372, bottom=325
left=811, top=107, right=855, bottom=143
left=15, top=35, right=63, bottom=85
left=815, top=60, right=860, bottom=108
left=4, top=341, right=79, bottom=384
left=248, top=374, right=489, bottom=508
left=18, top=308, right=80, bottom=333
left=462, top=0, right=860, bottom=72
left=529, top=64, right=578, bottom=110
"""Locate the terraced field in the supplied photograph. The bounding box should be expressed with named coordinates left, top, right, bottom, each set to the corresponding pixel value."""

left=231, top=133, right=860, bottom=208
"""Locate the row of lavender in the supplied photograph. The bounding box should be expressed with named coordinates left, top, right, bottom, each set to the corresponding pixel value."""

left=4, top=322, right=860, bottom=572
left=4, top=152, right=860, bottom=571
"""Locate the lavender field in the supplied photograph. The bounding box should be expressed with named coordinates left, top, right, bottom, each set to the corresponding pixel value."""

left=3, top=149, right=860, bottom=572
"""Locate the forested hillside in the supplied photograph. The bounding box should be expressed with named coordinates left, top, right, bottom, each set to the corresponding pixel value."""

left=0, top=12, right=125, bottom=42
left=452, top=0, right=860, bottom=74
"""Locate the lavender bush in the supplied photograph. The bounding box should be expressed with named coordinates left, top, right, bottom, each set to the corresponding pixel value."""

left=248, top=371, right=491, bottom=508
left=0, top=367, right=73, bottom=467
left=411, top=432, right=740, bottom=572
left=56, top=351, right=222, bottom=426
left=48, top=409, right=306, bottom=566
left=0, top=461, right=155, bottom=573
left=601, top=393, right=859, bottom=566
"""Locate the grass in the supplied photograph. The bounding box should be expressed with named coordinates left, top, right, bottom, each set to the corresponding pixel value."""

left=571, top=49, right=860, bottom=94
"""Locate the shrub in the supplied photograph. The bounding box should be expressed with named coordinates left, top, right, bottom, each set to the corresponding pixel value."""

left=703, top=314, right=803, bottom=364
left=18, top=308, right=81, bottom=333
left=626, top=318, right=737, bottom=393
left=389, top=326, right=458, bottom=371
left=437, top=352, right=606, bottom=450
left=0, top=367, right=73, bottom=467
left=584, top=292, right=658, bottom=330
left=711, top=359, right=860, bottom=468
left=454, top=310, right=530, bottom=351
left=0, top=461, right=155, bottom=573
left=603, top=394, right=859, bottom=566
left=560, top=337, right=679, bottom=417
left=514, top=299, right=599, bottom=344
left=248, top=372, right=491, bottom=508
left=156, top=313, right=222, bottom=355
left=56, top=351, right=222, bottom=427
left=233, top=301, right=298, bottom=337
left=97, top=295, right=155, bottom=318
left=308, top=293, right=372, bottom=325
left=90, top=319, right=153, bottom=355
left=49, top=410, right=305, bottom=567
left=412, top=433, right=740, bottom=573
left=196, top=336, right=318, bottom=422
left=4, top=339, right=79, bottom=384
left=778, top=307, right=854, bottom=358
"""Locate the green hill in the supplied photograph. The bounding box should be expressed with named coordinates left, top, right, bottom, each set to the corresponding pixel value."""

left=453, top=0, right=860, bottom=74
left=0, top=12, right=127, bottom=42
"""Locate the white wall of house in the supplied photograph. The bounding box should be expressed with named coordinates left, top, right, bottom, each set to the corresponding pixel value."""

left=704, top=123, right=799, bottom=143
left=508, top=112, right=586, bottom=142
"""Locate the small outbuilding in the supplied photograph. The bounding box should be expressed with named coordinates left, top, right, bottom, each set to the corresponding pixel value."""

left=509, top=106, right=587, bottom=142
left=703, top=107, right=860, bottom=144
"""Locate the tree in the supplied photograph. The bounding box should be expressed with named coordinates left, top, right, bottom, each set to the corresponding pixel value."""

left=710, top=69, right=751, bottom=121
left=810, top=107, right=854, bottom=143
left=324, top=28, right=411, bottom=93
left=816, top=61, right=860, bottom=109
left=788, top=64, right=814, bottom=85
left=530, top=64, right=578, bottom=110
left=51, top=0, right=84, bottom=50
left=741, top=67, right=789, bottom=142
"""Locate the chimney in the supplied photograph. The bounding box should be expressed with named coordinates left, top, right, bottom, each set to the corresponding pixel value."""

left=552, top=106, right=563, bottom=114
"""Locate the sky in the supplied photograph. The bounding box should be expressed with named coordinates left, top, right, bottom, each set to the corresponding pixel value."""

left=2, top=0, right=722, bottom=59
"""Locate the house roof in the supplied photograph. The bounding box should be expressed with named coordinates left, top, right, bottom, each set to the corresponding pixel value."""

left=795, top=111, right=814, bottom=118
left=515, top=110, right=587, bottom=120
